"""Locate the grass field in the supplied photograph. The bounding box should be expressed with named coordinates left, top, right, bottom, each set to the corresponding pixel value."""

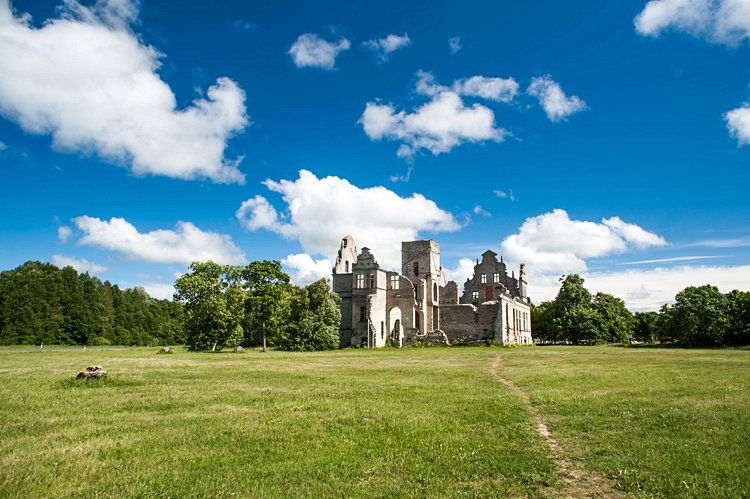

left=0, top=346, right=747, bottom=497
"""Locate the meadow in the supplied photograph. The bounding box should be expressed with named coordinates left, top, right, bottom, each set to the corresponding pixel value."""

left=0, top=346, right=747, bottom=497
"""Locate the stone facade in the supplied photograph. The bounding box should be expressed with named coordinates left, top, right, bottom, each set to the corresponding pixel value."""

left=332, top=236, right=533, bottom=347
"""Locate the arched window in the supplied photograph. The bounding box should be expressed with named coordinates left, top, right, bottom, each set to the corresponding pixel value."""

left=433, top=283, right=438, bottom=301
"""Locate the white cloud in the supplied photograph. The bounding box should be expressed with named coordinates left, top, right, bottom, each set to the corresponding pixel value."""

left=57, top=226, right=73, bottom=243
left=602, top=216, right=668, bottom=249
left=235, top=195, right=290, bottom=234
left=443, top=257, right=476, bottom=286
left=364, top=33, right=411, bottom=61
left=236, top=169, right=460, bottom=269
left=494, top=189, right=517, bottom=202
left=416, top=71, right=519, bottom=103
left=389, top=166, right=413, bottom=183
left=360, top=72, right=508, bottom=157
left=288, top=33, right=350, bottom=70
left=527, top=75, right=587, bottom=122
left=621, top=255, right=724, bottom=264
left=528, top=264, right=750, bottom=312
left=473, top=205, right=491, bottom=217
left=73, top=216, right=246, bottom=265
left=282, top=253, right=332, bottom=285
left=448, top=36, right=462, bottom=54
left=634, top=0, right=750, bottom=46
left=453, top=76, right=519, bottom=103
left=500, top=209, right=667, bottom=274
left=726, top=106, right=750, bottom=145
left=0, top=0, right=248, bottom=183
left=140, top=282, right=175, bottom=300
left=0, top=141, right=7, bottom=151
left=52, top=254, right=107, bottom=275
left=688, top=235, right=750, bottom=248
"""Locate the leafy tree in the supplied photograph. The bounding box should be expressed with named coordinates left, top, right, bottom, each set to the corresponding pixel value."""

left=174, top=262, right=245, bottom=351
left=653, top=304, right=677, bottom=344
left=279, top=279, right=340, bottom=351
left=531, top=301, right=556, bottom=343
left=633, top=311, right=658, bottom=343
left=552, top=274, right=601, bottom=344
left=723, top=290, right=750, bottom=346
left=671, top=285, right=729, bottom=347
left=593, top=292, right=633, bottom=344
left=241, top=260, right=292, bottom=348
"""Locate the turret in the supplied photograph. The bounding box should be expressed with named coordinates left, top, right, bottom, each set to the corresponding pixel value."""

left=518, top=263, right=527, bottom=298
left=333, top=235, right=357, bottom=274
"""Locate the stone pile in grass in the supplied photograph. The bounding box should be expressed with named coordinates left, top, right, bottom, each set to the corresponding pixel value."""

left=76, top=365, right=106, bottom=380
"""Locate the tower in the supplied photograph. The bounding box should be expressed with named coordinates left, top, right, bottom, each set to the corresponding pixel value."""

left=401, top=240, right=442, bottom=332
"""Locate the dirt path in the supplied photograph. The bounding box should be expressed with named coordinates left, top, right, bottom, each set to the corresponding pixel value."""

left=490, top=353, right=622, bottom=498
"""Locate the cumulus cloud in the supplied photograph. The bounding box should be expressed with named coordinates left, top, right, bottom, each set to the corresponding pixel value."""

left=453, top=76, right=519, bottom=103
left=282, top=253, right=332, bottom=285
left=364, top=33, right=411, bottom=61
left=360, top=72, right=508, bottom=157
left=0, top=0, right=248, bottom=183
left=73, top=216, right=246, bottom=265
left=500, top=209, right=667, bottom=274
left=448, top=36, right=462, bottom=54
left=527, top=75, right=587, bottom=122
left=725, top=106, right=750, bottom=145
left=236, top=169, right=460, bottom=269
left=634, top=0, right=750, bottom=45
left=416, top=71, right=519, bottom=103
left=443, top=257, right=476, bottom=286
left=52, top=254, right=107, bottom=275
left=289, top=33, right=351, bottom=70
left=57, top=226, right=73, bottom=243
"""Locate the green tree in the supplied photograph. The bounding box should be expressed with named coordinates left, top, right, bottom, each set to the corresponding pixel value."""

left=174, top=262, right=245, bottom=351
left=671, top=285, right=729, bottom=347
left=724, top=290, right=750, bottom=346
left=279, top=279, right=340, bottom=351
left=653, top=303, right=676, bottom=343
left=633, top=311, right=658, bottom=343
left=531, top=301, right=557, bottom=343
left=593, top=292, right=633, bottom=343
left=242, top=260, right=292, bottom=348
left=552, top=274, right=600, bottom=344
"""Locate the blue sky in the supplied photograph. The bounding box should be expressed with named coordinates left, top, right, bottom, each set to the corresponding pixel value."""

left=1, top=0, right=749, bottom=310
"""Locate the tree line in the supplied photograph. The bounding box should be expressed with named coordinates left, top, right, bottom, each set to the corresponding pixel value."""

left=173, top=261, right=340, bottom=351
left=0, top=259, right=342, bottom=351
left=532, top=274, right=750, bottom=347
left=0, top=261, right=183, bottom=346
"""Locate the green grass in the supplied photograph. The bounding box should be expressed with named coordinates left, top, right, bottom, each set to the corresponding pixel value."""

left=500, top=346, right=750, bottom=496
left=0, top=346, right=747, bottom=497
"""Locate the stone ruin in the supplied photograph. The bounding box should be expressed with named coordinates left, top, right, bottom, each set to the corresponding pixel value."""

left=76, top=365, right=106, bottom=380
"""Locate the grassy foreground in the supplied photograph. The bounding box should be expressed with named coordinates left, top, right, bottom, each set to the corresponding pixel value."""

left=0, top=346, right=747, bottom=497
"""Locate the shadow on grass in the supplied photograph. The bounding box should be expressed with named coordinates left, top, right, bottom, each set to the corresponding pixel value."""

left=623, top=343, right=750, bottom=350
left=54, top=376, right=143, bottom=389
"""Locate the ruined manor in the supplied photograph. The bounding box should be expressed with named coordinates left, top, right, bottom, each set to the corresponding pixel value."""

left=331, top=236, right=533, bottom=347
